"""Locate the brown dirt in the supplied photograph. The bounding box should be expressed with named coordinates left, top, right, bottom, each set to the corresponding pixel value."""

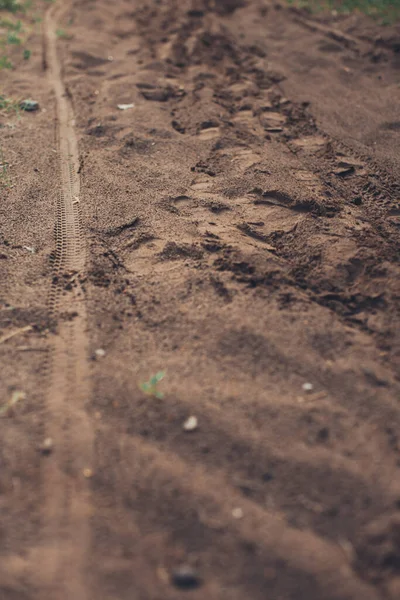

left=1, top=1, right=400, bottom=598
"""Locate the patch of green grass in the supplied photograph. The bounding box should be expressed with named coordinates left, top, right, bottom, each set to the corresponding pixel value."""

left=0, top=0, right=33, bottom=69
left=0, top=18, right=22, bottom=30
left=0, top=55, right=12, bottom=68
left=6, top=30, right=21, bottom=43
left=0, top=93, right=20, bottom=111
left=56, top=28, right=71, bottom=39
left=287, top=0, right=400, bottom=23
left=0, top=0, right=23, bottom=13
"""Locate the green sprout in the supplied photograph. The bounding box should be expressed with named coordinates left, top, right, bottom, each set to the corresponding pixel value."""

left=56, top=28, right=70, bottom=39
left=7, top=31, right=21, bottom=44
left=139, top=371, right=166, bottom=399
left=0, top=55, right=12, bottom=69
left=0, top=93, right=20, bottom=113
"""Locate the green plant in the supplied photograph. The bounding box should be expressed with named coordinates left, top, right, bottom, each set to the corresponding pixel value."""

left=0, top=18, right=22, bottom=30
left=0, top=0, right=33, bottom=67
left=0, top=93, right=20, bottom=112
left=6, top=30, right=21, bottom=43
left=0, top=55, right=12, bottom=68
left=0, top=0, right=23, bottom=13
left=139, top=371, right=166, bottom=399
left=56, top=28, right=71, bottom=39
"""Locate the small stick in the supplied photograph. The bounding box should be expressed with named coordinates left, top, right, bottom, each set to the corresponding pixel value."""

left=0, top=325, right=33, bottom=345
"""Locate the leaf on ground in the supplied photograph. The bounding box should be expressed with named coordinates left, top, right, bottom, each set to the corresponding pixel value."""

left=0, top=390, right=25, bottom=416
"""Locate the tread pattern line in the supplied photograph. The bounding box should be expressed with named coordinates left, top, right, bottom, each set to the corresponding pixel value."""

left=40, top=3, right=93, bottom=597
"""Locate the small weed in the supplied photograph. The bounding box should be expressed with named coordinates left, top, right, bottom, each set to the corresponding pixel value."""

left=0, top=0, right=34, bottom=67
left=0, top=0, right=23, bottom=12
left=56, top=28, right=71, bottom=39
left=0, top=55, right=12, bottom=68
left=0, top=93, right=20, bottom=112
left=139, top=371, right=166, bottom=399
left=0, top=18, right=22, bottom=30
left=6, top=31, right=21, bottom=44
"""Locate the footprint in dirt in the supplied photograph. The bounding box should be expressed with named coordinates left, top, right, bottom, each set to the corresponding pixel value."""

left=71, top=51, right=110, bottom=69
left=181, top=178, right=291, bottom=252
left=232, top=109, right=264, bottom=136
left=161, top=176, right=250, bottom=251
left=189, top=175, right=218, bottom=195
left=197, top=121, right=221, bottom=141
left=318, top=41, right=343, bottom=54
left=292, top=169, right=325, bottom=197
left=290, top=136, right=328, bottom=156
left=251, top=188, right=317, bottom=214
left=229, top=147, right=262, bottom=171
left=381, top=121, right=400, bottom=131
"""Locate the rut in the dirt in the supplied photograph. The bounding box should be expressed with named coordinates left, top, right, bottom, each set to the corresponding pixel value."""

left=37, top=3, right=94, bottom=597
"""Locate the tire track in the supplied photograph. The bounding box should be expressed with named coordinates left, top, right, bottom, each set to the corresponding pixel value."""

left=40, top=4, right=93, bottom=598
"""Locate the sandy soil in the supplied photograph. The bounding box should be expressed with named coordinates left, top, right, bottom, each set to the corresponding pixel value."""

left=1, top=1, right=400, bottom=598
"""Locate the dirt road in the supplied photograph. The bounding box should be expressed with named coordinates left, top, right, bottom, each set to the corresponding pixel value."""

left=1, top=0, right=400, bottom=598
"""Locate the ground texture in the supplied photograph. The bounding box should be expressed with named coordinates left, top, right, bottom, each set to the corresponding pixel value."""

left=1, top=0, right=400, bottom=598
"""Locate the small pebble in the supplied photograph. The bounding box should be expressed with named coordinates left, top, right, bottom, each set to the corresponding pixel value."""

left=171, top=565, right=201, bottom=589
left=83, top=468, right=93, bottom=479
left=302, top=382, right=314, bottom=393
left=95, top=348, right=106, bottom=358
left=39, top=437, right=53, bottom=455
left=183, top=416, right=198, bottom=432
left=20, top=99, right=39, bottom=112
left=232, top=507, right=244, bottom=519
